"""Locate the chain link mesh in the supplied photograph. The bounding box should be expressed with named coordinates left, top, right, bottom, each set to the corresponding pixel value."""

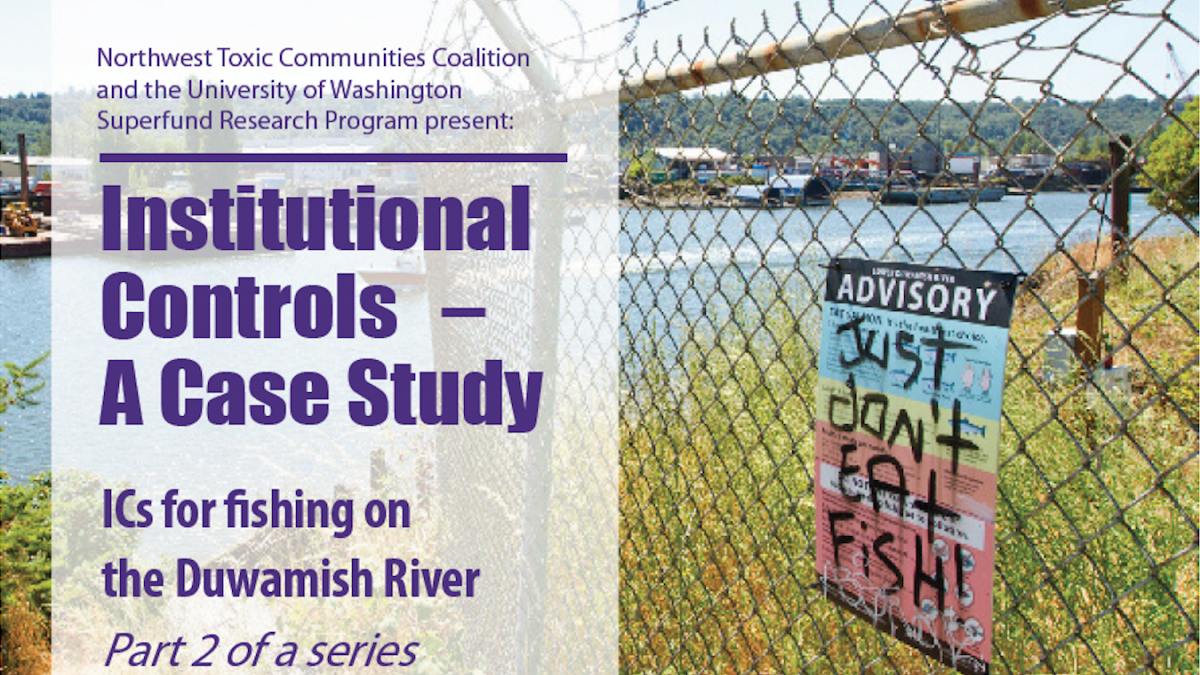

left=617, top=1, right=1198, bottom=673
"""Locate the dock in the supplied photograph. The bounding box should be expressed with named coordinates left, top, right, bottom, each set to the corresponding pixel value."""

left=0, top=230, right=98, bottom=259
left=0, top=234, right=52, bottom=258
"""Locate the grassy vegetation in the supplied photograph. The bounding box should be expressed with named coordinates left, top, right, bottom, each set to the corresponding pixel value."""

left=1, top=238, right=1195, bottom=675
left=620, top=236, right=1198, bottom=674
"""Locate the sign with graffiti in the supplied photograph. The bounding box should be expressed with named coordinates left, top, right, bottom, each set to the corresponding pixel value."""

left=814, top=258, right=1018, bottom=675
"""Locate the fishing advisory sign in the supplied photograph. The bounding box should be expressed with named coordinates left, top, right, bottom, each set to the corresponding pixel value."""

left=814, top=258, right=1018, bottom=675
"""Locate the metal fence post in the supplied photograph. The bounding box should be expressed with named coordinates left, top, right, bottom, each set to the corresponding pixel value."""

left=1110, top=133, right=1132, bottom=277
left=1075, top=272, right=1105, bottom=369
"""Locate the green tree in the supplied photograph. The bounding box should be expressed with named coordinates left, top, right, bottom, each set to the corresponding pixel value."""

left=0, top=354, right=48, bottom=606
left=1143, top=98, right=1198, bottom=218
left=624, top=150, right=656, bottom=179
left=0, top=354, right=47, bottom=432
left=1, top=353, right=50, bottom=670
left=1, top=471, right=51, bottom=613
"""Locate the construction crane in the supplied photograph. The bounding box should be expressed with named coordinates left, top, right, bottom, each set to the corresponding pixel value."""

left=1166, top=42, right=1195, bottom=102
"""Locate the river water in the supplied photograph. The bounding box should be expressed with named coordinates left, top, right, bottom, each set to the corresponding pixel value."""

left=1, top=192, right=1190, bottom=481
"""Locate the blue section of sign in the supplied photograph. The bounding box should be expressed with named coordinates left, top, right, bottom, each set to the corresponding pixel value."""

left=818, top=302, right=1010, bottom=423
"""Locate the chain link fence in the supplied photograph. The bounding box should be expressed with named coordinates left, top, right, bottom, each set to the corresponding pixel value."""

left=617, top=1, right=1198, bottom=673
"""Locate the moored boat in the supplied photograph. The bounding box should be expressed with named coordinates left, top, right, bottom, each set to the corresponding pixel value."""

left=881, top=184, right=1006, bottom=205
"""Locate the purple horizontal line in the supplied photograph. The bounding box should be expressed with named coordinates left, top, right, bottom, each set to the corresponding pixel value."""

left=98, top=152, right=567, bottom=163
left=441, top=307, right=487, bottom=318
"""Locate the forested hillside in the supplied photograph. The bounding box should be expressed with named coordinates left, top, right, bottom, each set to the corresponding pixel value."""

left=2, top=92, right=1177, bottom=161
left=1, top=94, right=51, bottom=156
left=622, top=94, right=1178, bottom=159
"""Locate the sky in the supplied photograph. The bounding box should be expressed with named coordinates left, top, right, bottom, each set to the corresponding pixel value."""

left=3, top=0, right=50, bottom=96
left=2, top=0, right=1196, bottom=101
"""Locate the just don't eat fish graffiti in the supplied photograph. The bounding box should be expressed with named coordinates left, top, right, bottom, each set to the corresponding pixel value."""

left=814, top=258, right=1019, bottom=675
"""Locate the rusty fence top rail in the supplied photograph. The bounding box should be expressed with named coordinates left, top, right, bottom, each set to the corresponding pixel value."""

left=617, top=0, right=1111, bottom=102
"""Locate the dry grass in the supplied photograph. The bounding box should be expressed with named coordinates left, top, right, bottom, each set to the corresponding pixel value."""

left=1013, top=234, right=1198, bottom=434
left=620, top=234, right=1199, bottom=675
left=0, top=588, right=51, bottom=675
